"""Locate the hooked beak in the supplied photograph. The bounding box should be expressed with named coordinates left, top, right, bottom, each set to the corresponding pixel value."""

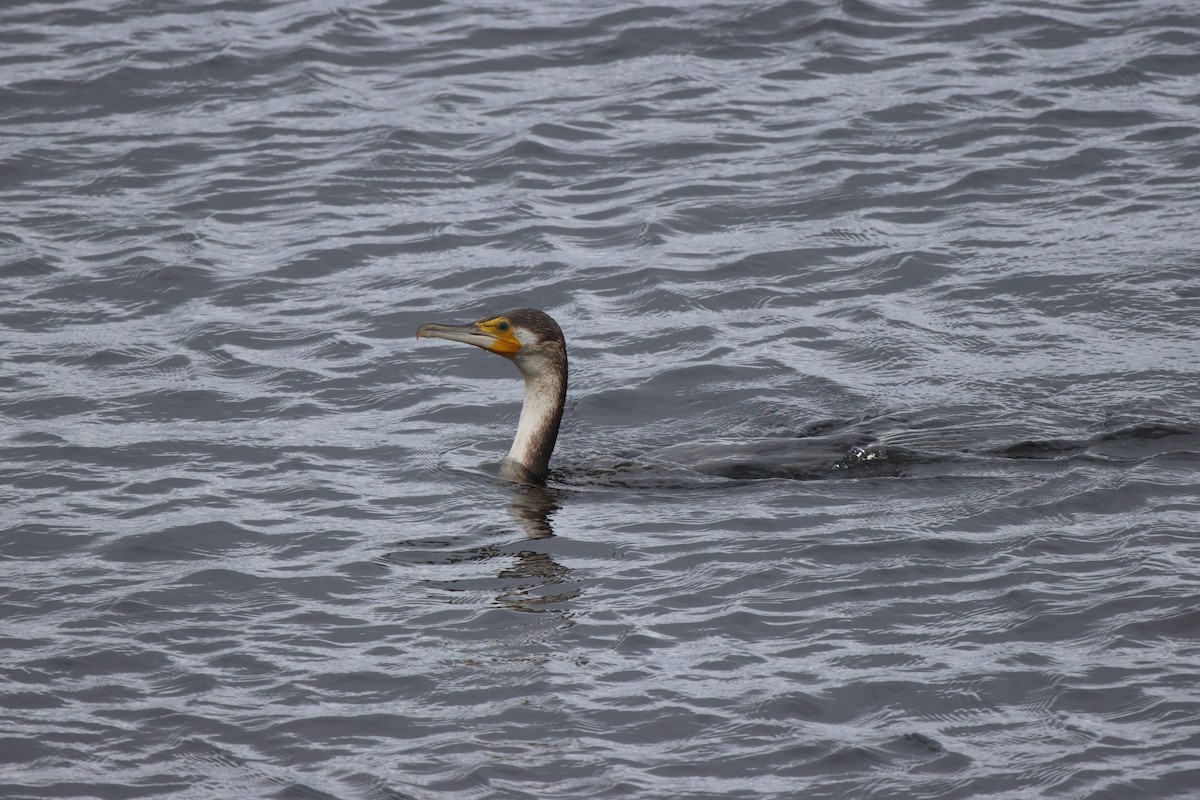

left=416, top=320, right=520, bottom=357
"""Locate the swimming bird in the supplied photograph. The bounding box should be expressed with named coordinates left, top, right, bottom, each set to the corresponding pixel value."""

left=416, top=308, right=567, bottom=483
left=417, top=308, right=897, bottom=484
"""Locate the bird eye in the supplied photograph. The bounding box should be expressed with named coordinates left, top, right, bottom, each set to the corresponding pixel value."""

left=495, top=320, right=511, bottom=333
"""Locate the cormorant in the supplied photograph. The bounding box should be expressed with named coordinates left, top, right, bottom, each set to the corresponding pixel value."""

left=417, top=308, right=567, bottom=483
left=417, top=308, right=895, bottom=484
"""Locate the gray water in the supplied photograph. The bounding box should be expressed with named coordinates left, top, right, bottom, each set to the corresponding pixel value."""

left=3, top=1, right=1199, bottom=798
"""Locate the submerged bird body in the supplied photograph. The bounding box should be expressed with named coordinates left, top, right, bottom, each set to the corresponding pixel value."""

left=418, top=307, right=896, bottom=484
left=417, top=308, right=567, bottom=482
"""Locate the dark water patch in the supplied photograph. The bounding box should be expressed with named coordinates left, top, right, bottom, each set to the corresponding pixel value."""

left=100, top=521, right=267, bottom=563
left=0, top=393, right=104, bottom=420
left=0, top=255, right=60, bottom=279
left=997, top=422, right=1200, bottom=463
left=32, top=262, right=216, bottom=320
left=99, top=389, right=280, bottom=423
left=0, top=523, right=95, bottom=561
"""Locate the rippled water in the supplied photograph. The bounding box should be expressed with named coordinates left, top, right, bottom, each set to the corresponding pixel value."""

left=3, top=1, right=1199, bottom=798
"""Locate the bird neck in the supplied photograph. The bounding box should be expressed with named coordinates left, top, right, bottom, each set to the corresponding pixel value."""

left=503, top=352, right=566, bottom=482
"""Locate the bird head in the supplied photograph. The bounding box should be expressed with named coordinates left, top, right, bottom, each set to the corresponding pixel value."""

left=416, top=308, right=566, bottom=374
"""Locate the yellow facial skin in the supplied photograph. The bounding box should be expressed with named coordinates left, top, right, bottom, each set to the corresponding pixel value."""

left=475, top=317, right=521, bottom=356
left=416, top=316, right=521, bottom=358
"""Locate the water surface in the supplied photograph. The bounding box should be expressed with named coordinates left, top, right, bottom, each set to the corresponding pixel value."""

left=2, top=1, right=1199, bottom=798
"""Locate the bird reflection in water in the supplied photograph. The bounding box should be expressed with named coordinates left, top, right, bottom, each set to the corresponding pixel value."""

left=496, top=484, right=580, bottom=611
left=379, top=483, right=580, bottom=615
